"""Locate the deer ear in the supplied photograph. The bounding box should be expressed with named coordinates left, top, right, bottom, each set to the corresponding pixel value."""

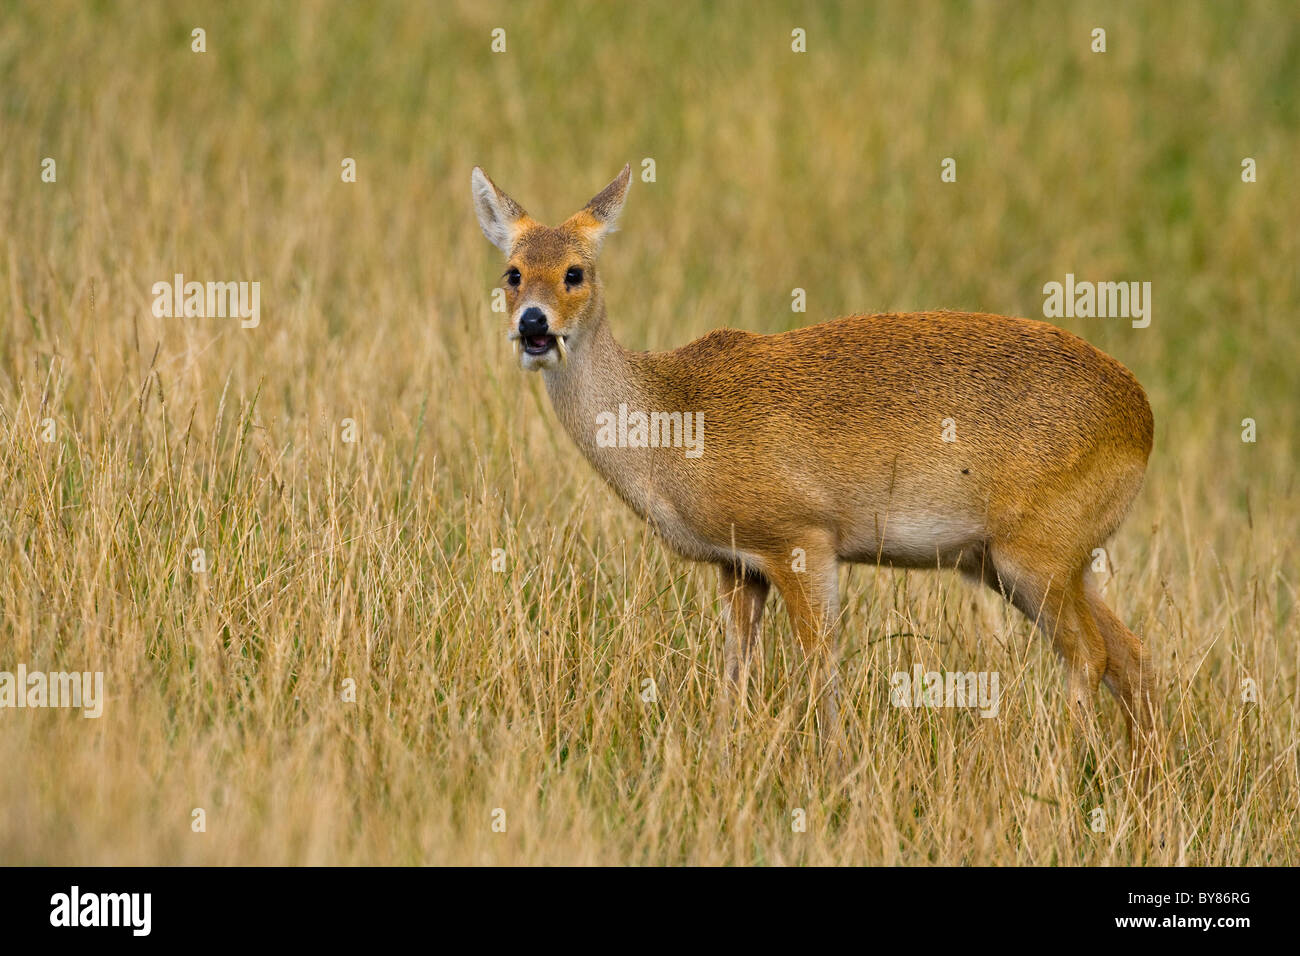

left=472, top=167, right=528, bottom=254
left=572, top=164, right=632, bottom=247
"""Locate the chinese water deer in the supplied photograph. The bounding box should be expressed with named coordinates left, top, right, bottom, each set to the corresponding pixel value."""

left=472, top=163, right=1157, bottom=757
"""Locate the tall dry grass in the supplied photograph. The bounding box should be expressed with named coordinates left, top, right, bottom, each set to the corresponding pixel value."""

left=0, top=0, right=1296, bottom=863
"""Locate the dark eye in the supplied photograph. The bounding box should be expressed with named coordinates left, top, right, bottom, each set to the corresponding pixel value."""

left=565, top=267, right=584, bottom=286
left=505, top=268, right=521, bottom=288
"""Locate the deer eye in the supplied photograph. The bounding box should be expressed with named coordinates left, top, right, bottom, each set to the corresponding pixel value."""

left=565, top=267, right=584, bottom=287
left=505, top=267, right=521, bottom=288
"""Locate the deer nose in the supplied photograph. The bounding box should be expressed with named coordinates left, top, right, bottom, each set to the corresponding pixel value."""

left=518, top=307, right=549, bottom=337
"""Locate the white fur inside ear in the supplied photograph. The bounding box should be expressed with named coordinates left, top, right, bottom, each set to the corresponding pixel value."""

left=586, top=217, right=620, bottom=248
left=472, top=167, right=517, bottom=254
left=582, top=167, right=631, bottom=248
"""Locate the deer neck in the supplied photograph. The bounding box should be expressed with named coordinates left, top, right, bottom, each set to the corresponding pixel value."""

left=541, top=298, right=661, bottom=510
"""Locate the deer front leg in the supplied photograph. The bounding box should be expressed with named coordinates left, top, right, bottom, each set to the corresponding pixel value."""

left=765, top=543, right=843, bottom=742
left=718, top=563, right=770, bottom=708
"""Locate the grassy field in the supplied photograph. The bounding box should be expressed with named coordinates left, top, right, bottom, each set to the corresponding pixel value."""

left=1, top=0, right=1297, bottom=865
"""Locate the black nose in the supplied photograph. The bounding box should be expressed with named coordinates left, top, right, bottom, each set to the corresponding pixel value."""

left=518, top=307, right=548, bottom=337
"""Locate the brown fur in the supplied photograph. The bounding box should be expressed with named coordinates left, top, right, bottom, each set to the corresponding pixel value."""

left=473, top=165, right=1158, bottom=762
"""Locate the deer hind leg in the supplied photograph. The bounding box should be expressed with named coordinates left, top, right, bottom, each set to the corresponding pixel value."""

left=718, top=563, right=770, bottom=704
left=1085, top=582, right=1158, bottom=762
left=764, top=545, right=842, bottom=739
left=984, top=542, right=1107, bottom=728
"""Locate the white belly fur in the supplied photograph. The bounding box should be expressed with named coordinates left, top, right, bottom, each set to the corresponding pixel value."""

left=841, top=510, right=986, bottom=565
